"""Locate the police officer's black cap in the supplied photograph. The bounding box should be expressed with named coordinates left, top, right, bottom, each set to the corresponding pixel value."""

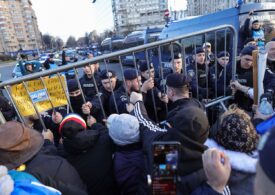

left=240, top=45, right=257, bottom=56
left=169, top=53, right=182, bottom=61
left=67, top=79, right=79, bottom=92
left=124, top=68, right=139, bottom=80
left=166, top=73, right=191, bottom=88
left=139, top=61, right=154, bottom=72
left=192, top=47, right=204, bottom=55
left=100, top=69, right=116, bottom=80
left=174, top=53, right=182, bottom=60
left=217, top=51, right=230, bottom=58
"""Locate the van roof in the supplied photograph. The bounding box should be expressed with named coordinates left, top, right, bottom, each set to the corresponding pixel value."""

left=159, top=6, right=239, bottom=40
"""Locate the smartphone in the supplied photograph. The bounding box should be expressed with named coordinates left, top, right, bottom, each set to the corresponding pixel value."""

left=152, top=141, right=181, bottom=195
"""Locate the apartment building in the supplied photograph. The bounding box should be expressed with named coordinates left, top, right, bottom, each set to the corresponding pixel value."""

left=187, top=0, right=236, bottom=16
left=0, top=0, right=42, bottom=54
left=112, top=0, right=168, bottom=35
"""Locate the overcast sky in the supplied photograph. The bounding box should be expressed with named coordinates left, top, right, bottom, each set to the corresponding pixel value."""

left=31, top=0, right=186, bottom=41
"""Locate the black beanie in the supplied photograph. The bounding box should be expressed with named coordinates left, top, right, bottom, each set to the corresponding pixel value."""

left=124, top=68, right=139, bottom=80
left=240, top=45, right=257, bottom=56
left=166, top=73, right=191, bottom=88
left=139, top=61, right=153, bottom=72
left=67, top=79, right=79, bottom=92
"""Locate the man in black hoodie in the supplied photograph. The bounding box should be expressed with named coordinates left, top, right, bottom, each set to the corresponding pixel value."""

left=130, top=92, right=210, bottom=194
left=166, top=73, right=205, bottom=114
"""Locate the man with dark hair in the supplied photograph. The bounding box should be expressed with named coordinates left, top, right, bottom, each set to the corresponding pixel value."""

left=229, top=46, right=257, bottom=112
left=129, top=92, right=218, bottom=194
left=203, top=42, right=215, bottom=66
left=186, top=47, right=212, bottom=100
left=239, top=10, right=265, bottom=48
left=84, top=69, right=123, bottom=121
left=171, top=53, right=183, bottom=74
left=109, top=68, right=142, bottom=114
left=164, top=53, right=184, bottom=77
left=79, top=63, right=100, bottom=101
left=139, top=61, right=168, bottom=122
left=166, top=73, right=205, bottom=113
left=209, top=51, right=230, bottom=94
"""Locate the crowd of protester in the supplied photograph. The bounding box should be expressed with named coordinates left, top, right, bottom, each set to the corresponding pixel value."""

left=0, top=12, right=275, bottom=195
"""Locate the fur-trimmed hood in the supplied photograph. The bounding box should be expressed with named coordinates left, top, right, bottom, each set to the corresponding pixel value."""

left=205, top=139, right=258, bottom=173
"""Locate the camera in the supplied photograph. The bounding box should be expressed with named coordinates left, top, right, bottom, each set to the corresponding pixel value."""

left=260, top=89, right=275, bottom=108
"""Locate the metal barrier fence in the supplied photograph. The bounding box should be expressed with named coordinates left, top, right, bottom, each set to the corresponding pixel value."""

left=0, top=25, right=237, bottom=127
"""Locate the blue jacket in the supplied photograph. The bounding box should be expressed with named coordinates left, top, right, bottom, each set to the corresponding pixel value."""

left=113, top=142, right=147, bottom=194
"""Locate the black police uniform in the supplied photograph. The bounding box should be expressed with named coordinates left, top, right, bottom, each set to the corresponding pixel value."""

left=79, top=74, right=101, bottom=101
left=186, top=61, right=211, bottom=100
left=163, top=53, right=184, bottom=78
left=109, top=85, right=129, bottom=114
left=92, top=80, right=123, bottom=118
left=139, top=61, right=167, bottom=122
left=141, top=76, right=167, bottom=122
left=234, top=61, right=254, bottom=111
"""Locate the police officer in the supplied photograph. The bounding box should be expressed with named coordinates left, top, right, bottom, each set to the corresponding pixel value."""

left=87, top=53, right=101, bottom=77
left=230, top=46, right=257, bottom=112
left=166, top=73, right=205, bottom=114
left=203, top=42, right=215, bottom=66
left=186, top=47, right=212, bottom=100
left=79, top=63, right=101, bottom=101
left=163, top=53, right=184, bottom=78
left=209, top=51, right=230, bottom=94
left=139, top=61, right=168, bottom=122
left=109, top=68, right=141, bottom=114
left=90, top=69, right=123, bottom=118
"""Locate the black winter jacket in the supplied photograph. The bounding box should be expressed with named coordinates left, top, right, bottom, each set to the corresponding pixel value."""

left=0, top=96, right=16, bottom=121
left=26, top=153, right=87, bottom=195
left=63, top=123, right=119, bottom=195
